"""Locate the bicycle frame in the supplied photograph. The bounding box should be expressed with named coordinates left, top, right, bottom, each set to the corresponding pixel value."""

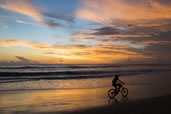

left=116, top=83, right=125, bottom=92
left=108, top=83, right=128, bottom=98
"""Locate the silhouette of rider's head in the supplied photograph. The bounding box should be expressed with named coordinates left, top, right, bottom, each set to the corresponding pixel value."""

left=115, top=75, right=119, bottom=78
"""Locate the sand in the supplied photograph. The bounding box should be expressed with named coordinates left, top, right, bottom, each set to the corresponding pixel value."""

left=62, top=95, right=171, bottom=114
left=0, top=89, right=171, bottom=114
left=0, top=71, right=171, bottom=114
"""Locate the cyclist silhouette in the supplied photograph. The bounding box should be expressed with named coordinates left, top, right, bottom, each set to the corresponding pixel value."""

left=112, top=75, right=125, bottom=92
left=108, top=75, right=128, bottom=98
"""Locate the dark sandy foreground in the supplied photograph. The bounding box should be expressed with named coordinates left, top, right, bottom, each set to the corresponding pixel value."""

left=39, top=95, right=171, bottom=114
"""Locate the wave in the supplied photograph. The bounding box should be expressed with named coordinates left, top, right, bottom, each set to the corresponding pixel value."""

left=0, top=66, right=43, bottom=69
left=0, top=72, right=135, bottom=83
left=0, top=69, right=156, bottom=77
left=0, top=68, right=171, bottom=83
left=1, top=64, right=171, bottom=70
left=0, top=65, right=123, bottom=69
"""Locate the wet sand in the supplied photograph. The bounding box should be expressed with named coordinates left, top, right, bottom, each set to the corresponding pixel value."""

left=1, top=90, right=171, bottom=114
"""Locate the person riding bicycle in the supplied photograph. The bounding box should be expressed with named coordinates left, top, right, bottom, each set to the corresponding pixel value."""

left=108, top=75, right=128, bottom=98
left=112, top=75, right=125, bottom=93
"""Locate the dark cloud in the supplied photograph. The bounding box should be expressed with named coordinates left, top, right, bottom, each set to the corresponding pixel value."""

left=15, top=56, right=40, bottom=64
left=145, top=43, right=171, bottom=56
left=42, top=12, right=73, bottom=23
left=0, top=56, right=40, bottom=64
left=123, top=31, right=171, bottom=44
left=43, top=20, right=62, bottom=28
left=127, top=19, right=171, bottom=32
left=90, top=19, right=171, bottom=42
left=68, top=44, right=89, bottom=48
left=128, top=43, right=171, bottom=64
left=58, top=59, right=64, bottom=63
left=155, top=0, right=171, bottom=4
left=92, top=26, right=121, bottom=35
left=95, top=50, right=136, bottom=55
left=41, top=11, right=73, bottom=27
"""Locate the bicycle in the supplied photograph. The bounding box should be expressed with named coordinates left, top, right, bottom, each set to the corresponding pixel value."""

left=108, top=83, right=128, bottom=98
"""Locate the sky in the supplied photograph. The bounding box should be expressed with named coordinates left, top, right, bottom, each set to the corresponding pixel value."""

left=0, top=0, right=171, bottom=64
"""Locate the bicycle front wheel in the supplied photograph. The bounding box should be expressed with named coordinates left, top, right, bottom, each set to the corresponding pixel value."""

left=108, top=88, right=116, bottom=98
left=121, top=87, right=128, bottom=97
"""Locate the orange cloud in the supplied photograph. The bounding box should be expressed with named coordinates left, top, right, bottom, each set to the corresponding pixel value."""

left=139, top=40, right=171, bottom=45
left=76, top=0, right=171, bottom=24
left=0, top=40, right=149, bottom=64
left=0, top=0, right=43, bottom=22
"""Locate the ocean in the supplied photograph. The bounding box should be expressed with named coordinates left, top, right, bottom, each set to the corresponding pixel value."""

left=0, top=64, right=171, bottom=91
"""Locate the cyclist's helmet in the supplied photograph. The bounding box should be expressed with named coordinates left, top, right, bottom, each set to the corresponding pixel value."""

left=115, top=75, right=119, bottom=78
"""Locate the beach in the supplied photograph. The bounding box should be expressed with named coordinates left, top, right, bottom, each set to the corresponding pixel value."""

left=63, top=95, right=171, bottom=114
left=0, top=65, right=171, bottom=114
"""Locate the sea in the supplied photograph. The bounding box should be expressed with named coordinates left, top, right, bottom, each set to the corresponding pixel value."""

left=0, top=64, right=171, bottom=90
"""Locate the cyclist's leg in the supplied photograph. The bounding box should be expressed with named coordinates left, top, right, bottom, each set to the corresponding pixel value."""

left=115, top=84, right=120, bottom=93
left=113, top=85, right=117, bottom=90
left=118, top=83, right=122, bottom=91
left=113, top=85, right=118, bottom=93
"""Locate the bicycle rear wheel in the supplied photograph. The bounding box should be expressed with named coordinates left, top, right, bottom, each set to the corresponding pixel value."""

left=121, top=87, right=128, bottom=97
left=108, top=88, right=116, bottom=98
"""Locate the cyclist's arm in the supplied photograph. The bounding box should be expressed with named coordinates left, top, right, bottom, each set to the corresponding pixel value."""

left=118, top=79, right=125, bottom=84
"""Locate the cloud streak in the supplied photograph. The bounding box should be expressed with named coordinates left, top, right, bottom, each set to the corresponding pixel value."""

left=0, top=0, right=71, bottom=27
left=16, top=19, right=38, bottom=26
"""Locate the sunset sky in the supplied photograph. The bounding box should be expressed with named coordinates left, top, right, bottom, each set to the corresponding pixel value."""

left=0, top=0, right=171, bottom=64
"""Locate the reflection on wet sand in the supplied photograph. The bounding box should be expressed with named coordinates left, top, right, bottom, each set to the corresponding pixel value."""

left=108, top=97, right=129, bottom=105
left=0, top=88, right=109, bottom=113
